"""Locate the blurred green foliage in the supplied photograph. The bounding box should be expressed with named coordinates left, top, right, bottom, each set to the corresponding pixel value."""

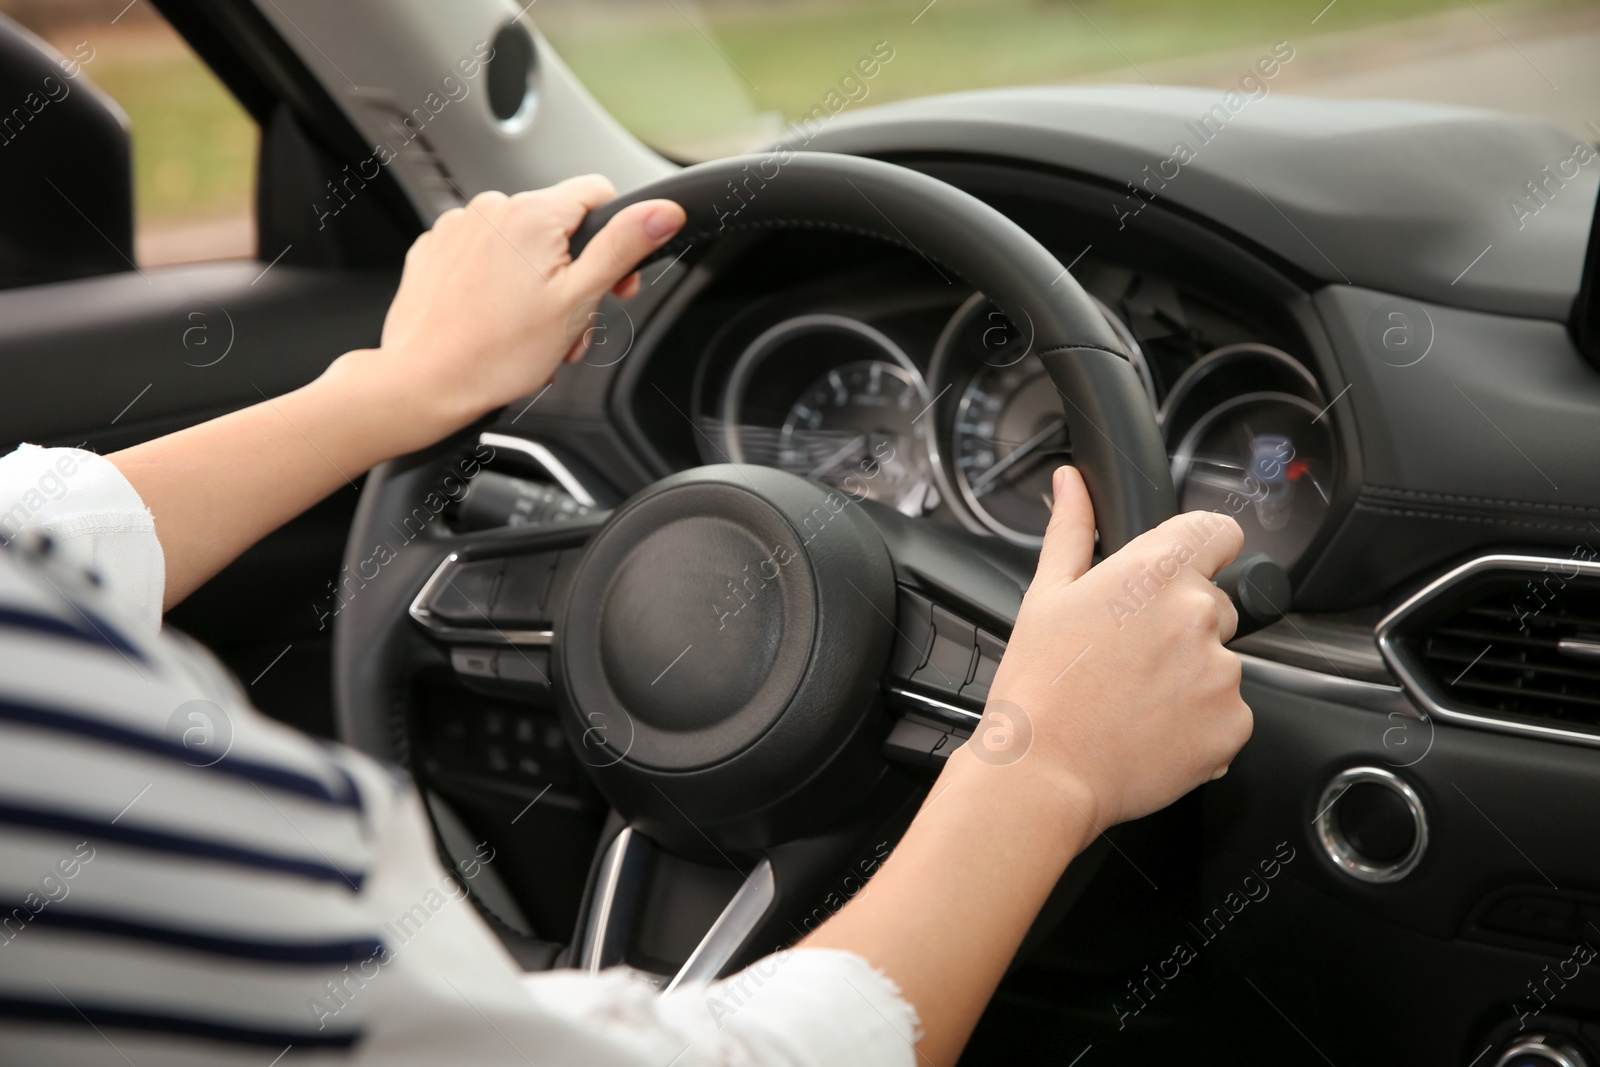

left=537, top=0, right=1576, bottom=156
left=84, top=31, right=257, bottom=227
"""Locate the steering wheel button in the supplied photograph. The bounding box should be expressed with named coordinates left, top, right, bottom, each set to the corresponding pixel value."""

left=883, top=716, right=950, bottom=769
left=428, top=559, right=502, bottom=622
left=450, top=646, right=498, bottom=680
left=913, top=605, right=979, bottom=697
left=961, top=630, right=1006, bottom=705
left=889, top=589, right=936, bottom=679
left=496, top=649, right=552, bottom=700
left=491, top=552, right=559, bottom=625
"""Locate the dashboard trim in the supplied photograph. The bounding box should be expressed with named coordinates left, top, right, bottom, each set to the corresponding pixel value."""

left=886, top=685, right=984, bottom=729
left=480, top=432, right=598, bottom=508
left=1238, top=652, right=1415, bottom=718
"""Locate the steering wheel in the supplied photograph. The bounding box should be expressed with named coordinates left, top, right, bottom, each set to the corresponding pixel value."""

left=333, top=153, right=1179, bottom=981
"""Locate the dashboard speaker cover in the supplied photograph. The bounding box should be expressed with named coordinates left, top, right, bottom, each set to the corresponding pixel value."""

left=557, top=465, right=895, bottom=852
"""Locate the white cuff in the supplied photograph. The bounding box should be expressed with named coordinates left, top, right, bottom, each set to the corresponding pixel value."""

left=0, top=444, right=165, bottom=632
left=522, top=949, right=921, bottom=1067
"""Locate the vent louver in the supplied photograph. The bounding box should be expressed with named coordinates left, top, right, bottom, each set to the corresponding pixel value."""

left=1377, top=554, right=1600, bottom=746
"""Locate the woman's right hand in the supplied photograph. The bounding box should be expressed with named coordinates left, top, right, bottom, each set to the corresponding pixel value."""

left=972, top=464, right=1253, bottom=830
left=802, top=465, right=1252, bottom=1066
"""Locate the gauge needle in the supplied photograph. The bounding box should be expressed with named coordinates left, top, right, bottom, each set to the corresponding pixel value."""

left=1309, top=472, right=1330, bottom=505
left=968, top=417, right=1066, bottom=494
left=808, top=434, right=866, bottom=481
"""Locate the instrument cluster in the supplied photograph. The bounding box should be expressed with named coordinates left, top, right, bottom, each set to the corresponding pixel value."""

left=697, top=270, right=1337, bottom=574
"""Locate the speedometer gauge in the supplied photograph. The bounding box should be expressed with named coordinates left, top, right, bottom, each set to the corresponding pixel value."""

left=933, top=292, right=1153, bottom=546
left=953, top=359, right=1068, bottom=545
left=1169, top=392, right=1335, bottom=570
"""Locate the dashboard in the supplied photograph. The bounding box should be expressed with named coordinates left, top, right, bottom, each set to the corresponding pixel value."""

left=378, top=81, right=1600, bottom=1066
left=621, top=182, right=1344, bottom=579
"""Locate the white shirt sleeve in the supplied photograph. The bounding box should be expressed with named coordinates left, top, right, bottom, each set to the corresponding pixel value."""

left=0, top=443, right=165, bottom=632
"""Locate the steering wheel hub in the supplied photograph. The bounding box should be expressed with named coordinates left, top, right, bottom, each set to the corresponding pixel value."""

left=585, top=485, right=817, bottom=767
left=558, top=465, right=897, bottom=851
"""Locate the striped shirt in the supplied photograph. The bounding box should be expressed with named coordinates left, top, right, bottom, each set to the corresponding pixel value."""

left=0, top=444, right=917, bottom=1066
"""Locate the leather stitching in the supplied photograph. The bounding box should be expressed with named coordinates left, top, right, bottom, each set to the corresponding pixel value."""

left=1035, top=342, right=1138, bottom=360
left=1356, top=502, right=1600, bottom=535
left=1363, top=485, right=1600, bottom=516
left=660, top=217, right=948, bottom=267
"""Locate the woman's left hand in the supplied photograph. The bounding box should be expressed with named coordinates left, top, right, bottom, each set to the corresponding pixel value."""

left=333, top=175, right=685, bottom=445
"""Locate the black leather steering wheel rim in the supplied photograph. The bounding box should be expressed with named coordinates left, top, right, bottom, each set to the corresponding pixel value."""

left=332, top=152, right=1182, bottom=971
left=571, top=151, right=1177, bottom=552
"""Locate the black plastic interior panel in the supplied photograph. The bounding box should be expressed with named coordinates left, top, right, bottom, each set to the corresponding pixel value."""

left=1201, top=676, right=1600, bottom=1062
left=257, top=105, right=416, bottom=270
left=1317, top=285, right=1600, bottom=504
left=1298, top=285, right=1600, bottom=607
left=0, top=263, right=398, bottom=453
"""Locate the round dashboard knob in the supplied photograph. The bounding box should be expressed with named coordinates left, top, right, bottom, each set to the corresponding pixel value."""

left=1314, top=766, right=1428, bottom=883
left=1496, top=1036, right=1591, bottom=1067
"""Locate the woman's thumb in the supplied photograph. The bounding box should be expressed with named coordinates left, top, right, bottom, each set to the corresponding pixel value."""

left=1038, top=465, right=1096, bottom=583
left=565, top=199, right=685, bottom=301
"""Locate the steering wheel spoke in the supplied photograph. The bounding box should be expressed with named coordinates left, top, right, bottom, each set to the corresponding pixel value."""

left=854, top=501, right=1022, bottom=770
left=403, top=511, right=604, bottom=699
left=575, top=825, right=779, bottom=988
left=572, top=779, right=923, bottom=987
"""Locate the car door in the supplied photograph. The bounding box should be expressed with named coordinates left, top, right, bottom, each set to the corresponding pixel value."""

left=0, top=1, right=420, bottom=738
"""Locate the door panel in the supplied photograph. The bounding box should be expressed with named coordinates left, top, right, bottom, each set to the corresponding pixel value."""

left=0, top=262, right=398, bottom=735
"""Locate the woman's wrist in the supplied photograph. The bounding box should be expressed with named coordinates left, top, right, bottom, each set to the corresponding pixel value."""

left=309, top=346, right=481, bottom=464
left=932, top=744, right=1102, bottom=865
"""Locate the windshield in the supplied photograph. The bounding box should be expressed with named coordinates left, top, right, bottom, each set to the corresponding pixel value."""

left=533, top=0, right=1595, bottom=160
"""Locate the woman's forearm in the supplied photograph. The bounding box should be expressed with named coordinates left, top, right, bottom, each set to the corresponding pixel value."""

left=103, top=179, right=685, bottom=611
left=800, top=751, right=1096, bottom=1066
left=108, top=349, right=450, bottom=609
left=802, top=467, right=1252, bottom=1065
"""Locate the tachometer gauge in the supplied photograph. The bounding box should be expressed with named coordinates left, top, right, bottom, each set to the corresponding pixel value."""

left=1169, top=392, right=1335, bottom=570
left=779, top=360, right=932, bottom=513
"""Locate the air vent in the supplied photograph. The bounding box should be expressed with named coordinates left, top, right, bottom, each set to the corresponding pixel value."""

left=1377, top=554, right=1600, bottom=746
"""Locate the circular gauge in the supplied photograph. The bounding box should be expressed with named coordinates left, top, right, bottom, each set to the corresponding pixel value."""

left=952, top=360, right=1069, bottom=545
left=1170, top=392, right=1335, bottom=570
left=932, top=293, right=1154, bottom=546
left=720, top=314, right=937, bottom=514
left=1158, top=342, right=1322, bottom=434
left=778, top=359, right=933, bottom=513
